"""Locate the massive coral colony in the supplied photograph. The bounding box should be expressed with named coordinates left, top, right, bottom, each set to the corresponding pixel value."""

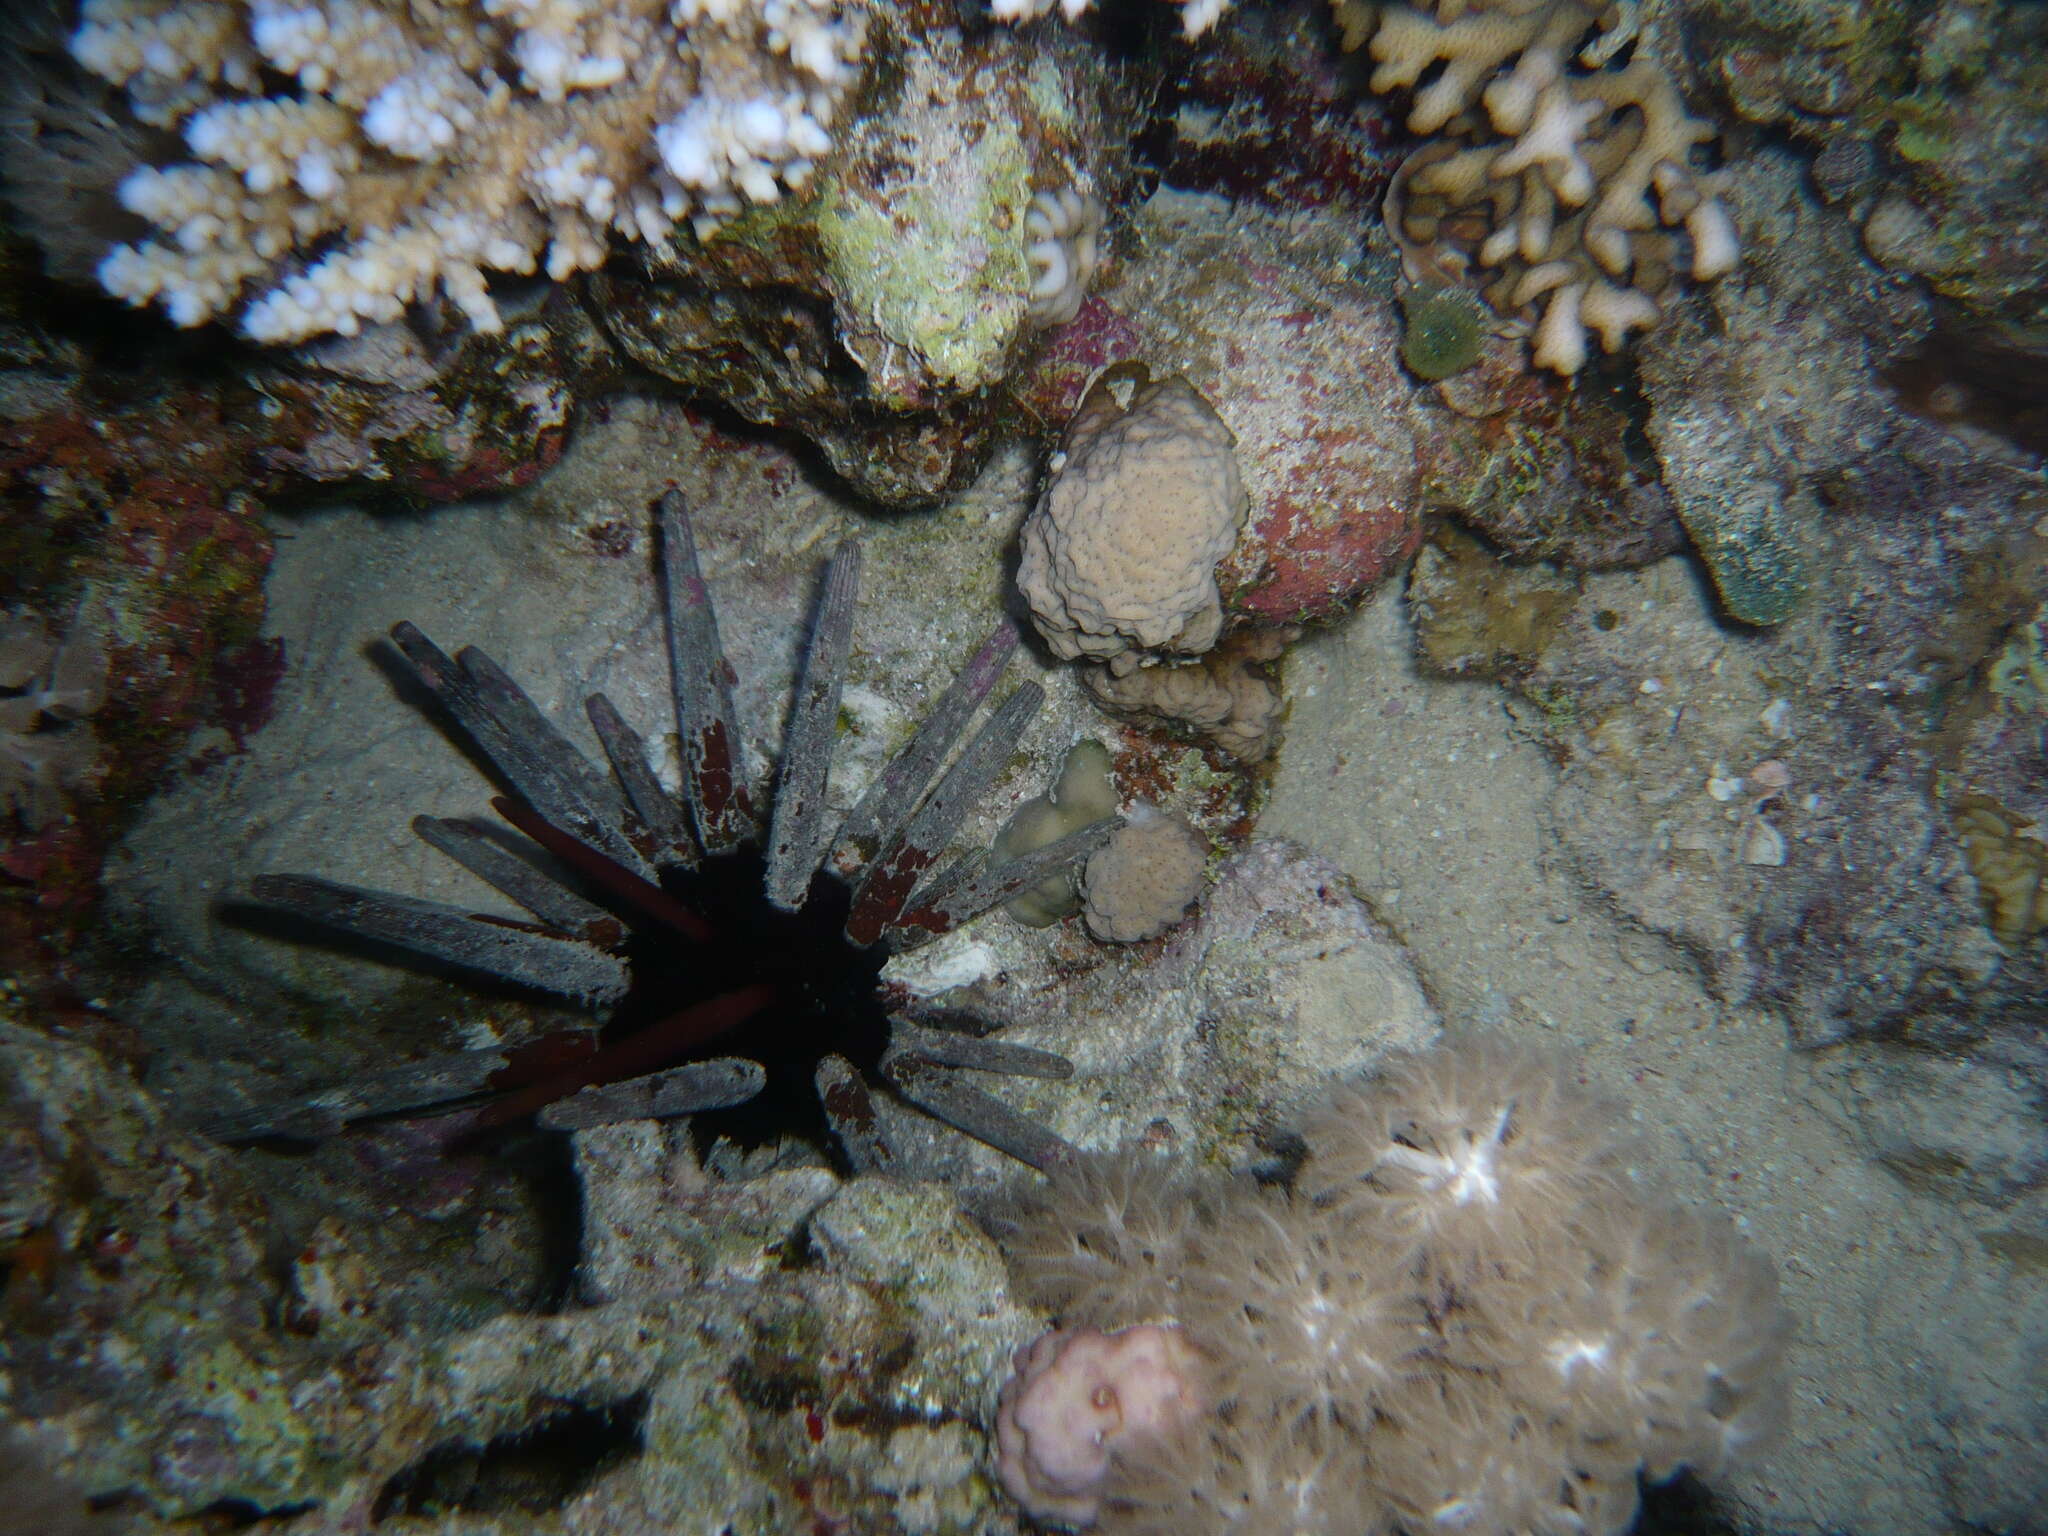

left=222, top=491, right=1117, bottom=1173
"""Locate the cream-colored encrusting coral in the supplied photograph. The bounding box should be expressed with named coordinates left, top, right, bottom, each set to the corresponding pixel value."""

left=1024, top=185, right=1106, bottom=328
left=994, top=1035, right=1791, bottom=1535
left=1080, top=627, right=1291, bottom=765
left=1342, top=0, right=1737, bottom=375
left=1081, top=805, right=1209, bottom=944
left=1017, top=369, right=1248, bottom=677
left=68, top=0, right=868, bottom=341
left=995, top=738, right=1122, bottom=927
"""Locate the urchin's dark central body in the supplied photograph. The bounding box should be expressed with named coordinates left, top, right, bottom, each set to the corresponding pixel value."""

left=603, top=852, right=890, bottom=1148
left=225, top=492, right=1117, bottom=1174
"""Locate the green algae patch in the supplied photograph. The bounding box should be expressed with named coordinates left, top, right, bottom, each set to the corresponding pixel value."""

left=1674, top=489, right=1810, bottom=626
left=815, top=127, right=1033, bottom=401
left=1400, top=287, right=1489, bottom=381
left=1987, top=606, right=2048, bottom=713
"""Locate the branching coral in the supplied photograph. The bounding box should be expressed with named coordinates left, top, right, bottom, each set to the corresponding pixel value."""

left=1342, top=0, right=1738, bottom=375
left=993, top=1035, right=1791, bottom=1534
left=63, top=0, right=869, bottom=341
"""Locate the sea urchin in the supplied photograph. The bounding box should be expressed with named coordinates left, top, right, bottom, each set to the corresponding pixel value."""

left=218, top=491, right=1116, bottom=1175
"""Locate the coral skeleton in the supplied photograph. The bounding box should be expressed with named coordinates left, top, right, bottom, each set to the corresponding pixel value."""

left=225, top=491, right=1118, bottom=1173
left=1343, top=0, right=1738, bottom=375
left=994, top=1036, right=1791, bottom=1533
left=65, top=0, right=869, bottom=340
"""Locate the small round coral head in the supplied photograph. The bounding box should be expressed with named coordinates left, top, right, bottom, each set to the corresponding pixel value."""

left=995, top=1323, right=1204, bottom=1528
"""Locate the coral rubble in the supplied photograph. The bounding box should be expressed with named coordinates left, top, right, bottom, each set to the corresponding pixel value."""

left=1350, top=0, right=1739, bottom=375
left=66, top=0, right=869, bottom=341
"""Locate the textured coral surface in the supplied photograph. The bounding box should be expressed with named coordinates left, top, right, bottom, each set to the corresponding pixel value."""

left=69, top=0, right=868, bottom=341
left=1018, top=370, right=1247, bottom=675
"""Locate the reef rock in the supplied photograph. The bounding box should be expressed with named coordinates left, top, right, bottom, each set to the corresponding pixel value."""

left=1077, top=188, right=1426, bottom=631
left=595, top=14, right=1141, bottom=507
left=1689, top=0, right=2048, bottom=335
left=0, top=1013, right=1037, bottom=1531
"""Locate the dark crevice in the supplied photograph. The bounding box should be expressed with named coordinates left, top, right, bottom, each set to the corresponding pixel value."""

left=372, top=1395, right=648, bottom=1523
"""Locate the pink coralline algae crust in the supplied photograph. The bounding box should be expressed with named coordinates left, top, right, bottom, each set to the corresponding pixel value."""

left=1016, top=297, right=1148, bottom=426
left=1200, top=264, right=1423, bottom=627
left=1221, top=475, right=1424, bottom=627
left=0, top=388, right=277, bottom=987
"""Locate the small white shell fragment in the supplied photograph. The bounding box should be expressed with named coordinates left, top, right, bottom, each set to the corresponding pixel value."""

left=1707, top=763, right=1743, bottom=802
left=1760, top=697, right=1794, bottom=738
left=1740, top=818, right=1787, bottom=867
left=1750, top=758, right=1793, bottom=795
left=885, top=934, right=999, bottom=995
left=1639, top=677, right=1665, bottom=695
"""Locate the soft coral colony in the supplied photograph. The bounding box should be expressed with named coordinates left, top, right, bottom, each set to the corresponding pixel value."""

left=994, top=1037, right=1790, bottom=1535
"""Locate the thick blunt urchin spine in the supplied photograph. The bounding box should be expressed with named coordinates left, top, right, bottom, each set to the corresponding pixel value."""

left=992, top=1034, right=1792, bottom=1535
left=233, top=490, right=1118, bottom=1173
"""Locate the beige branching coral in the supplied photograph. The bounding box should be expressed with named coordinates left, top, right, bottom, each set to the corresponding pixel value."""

left=994, top=1035, right=1791, bottom=1534
left=67, top=0, right=869, bottom=341
left=1342, top=0, right=1737, bottom=375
